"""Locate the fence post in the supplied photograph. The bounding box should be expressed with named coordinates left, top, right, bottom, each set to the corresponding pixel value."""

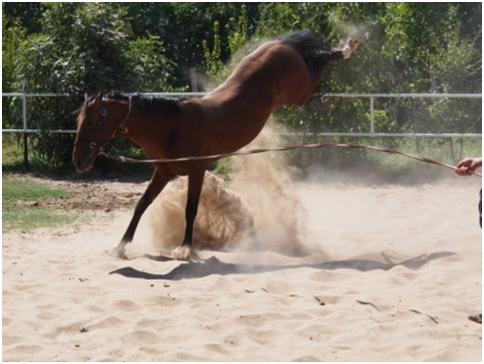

left=22, top=83, right=29, bottom=171
left=190, top=68, right=198, bottom=92
left=370, top=96, right=375, bottom=133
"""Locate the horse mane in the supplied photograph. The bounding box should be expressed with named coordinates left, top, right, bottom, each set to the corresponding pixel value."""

left=73, top=91, right=181, bottom=117
left=104, top=91, right=129, bottom=102
left=279, top=31, right=343, bottom=73
left=105, top=92, right=181, bottom=115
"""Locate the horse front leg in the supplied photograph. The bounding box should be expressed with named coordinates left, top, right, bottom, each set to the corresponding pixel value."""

left=109, top=169, right=173, bottom=259
left=171, top=167, right=206, bottom=260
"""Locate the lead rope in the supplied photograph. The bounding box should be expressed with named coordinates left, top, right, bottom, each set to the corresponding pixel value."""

left=98, top=142, right=481, bottom=177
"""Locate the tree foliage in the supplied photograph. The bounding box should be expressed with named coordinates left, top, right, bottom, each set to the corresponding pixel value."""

left=2, top=3, right=481, bottom=169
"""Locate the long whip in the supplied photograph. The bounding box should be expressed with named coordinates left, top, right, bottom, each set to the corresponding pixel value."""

left=99, top=142, right=481, bottom=177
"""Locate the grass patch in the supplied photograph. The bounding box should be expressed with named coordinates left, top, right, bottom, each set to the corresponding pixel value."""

left=2, top=177, right=77, bottom=232
left=2, top=134, right=45, bottom=173
left=3, top=178, right=72, bottom=203
left=2, top=134, right=24, bottom=167
left=3, top=206, right=78, bottom=232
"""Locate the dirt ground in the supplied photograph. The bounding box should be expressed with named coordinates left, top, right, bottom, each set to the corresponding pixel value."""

left=3, top=173, right=482, bottom=361
left=7, top=173, right=148, bottom=212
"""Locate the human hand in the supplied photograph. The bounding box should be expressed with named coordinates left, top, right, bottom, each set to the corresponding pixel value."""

left=455, top=157, right=482, bottom=176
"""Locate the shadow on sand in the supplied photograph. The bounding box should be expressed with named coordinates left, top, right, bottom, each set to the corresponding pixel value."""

left=109, top=251, right=455, bottom=281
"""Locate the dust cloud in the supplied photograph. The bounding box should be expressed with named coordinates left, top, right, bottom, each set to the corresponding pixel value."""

left=143, top=122, right=318, bottom=257
left=141, top=25, right=390, bottom=258
left=143, top=33, right=321, bottom=257
left=329, top=13, right=369, bottom=44
left=144, top=171, right=254, bottom=253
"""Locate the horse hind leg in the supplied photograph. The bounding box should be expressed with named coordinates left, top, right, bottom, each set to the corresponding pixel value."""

left=109, top=169, right=173, bottom=259
left=171, top=167, right=206, bottom=260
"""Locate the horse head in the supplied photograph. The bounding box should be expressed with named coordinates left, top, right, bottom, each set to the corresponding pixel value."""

left=72, top=91, right=130, bottom=172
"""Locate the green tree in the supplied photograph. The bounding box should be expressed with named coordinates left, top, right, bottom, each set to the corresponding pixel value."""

left=2, top=2, right=44, bottom=34
left=2, top=2, right=481, bottom=170
left=203, top=21, right=225, bottom=79
left=2, top=11, right=26, bottom=130
left=123, top=36, right=177, bottom=91
left=8, top=3, right=178, bottom=167
left=227, top=4, right=249, bottom=54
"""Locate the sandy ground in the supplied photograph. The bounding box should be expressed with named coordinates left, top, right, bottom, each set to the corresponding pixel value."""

left=2, top=177, right=482, bottom=361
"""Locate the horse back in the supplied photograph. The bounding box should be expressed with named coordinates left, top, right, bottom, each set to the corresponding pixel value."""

left=208, top=41, right=316, bottom=106
left=154, top=35, right=338, bottom=162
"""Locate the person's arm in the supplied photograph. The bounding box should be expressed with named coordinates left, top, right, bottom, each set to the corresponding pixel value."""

left=455, top=157, right=482, bottom=176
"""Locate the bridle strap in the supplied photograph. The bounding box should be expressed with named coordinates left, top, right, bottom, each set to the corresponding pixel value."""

left=74, top=95, right=132, bottom=150
left=116, top=95, right=133, bottom=136
left=73, top=139, right=97, bottom=150
left=120, top=95, right=133, bottom=128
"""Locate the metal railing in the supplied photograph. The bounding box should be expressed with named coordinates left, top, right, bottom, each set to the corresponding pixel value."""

left=2, top=91, right=482, bottom=170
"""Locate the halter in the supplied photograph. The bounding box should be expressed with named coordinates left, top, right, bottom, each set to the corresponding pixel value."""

left=74, top=95, right=132, bottom=152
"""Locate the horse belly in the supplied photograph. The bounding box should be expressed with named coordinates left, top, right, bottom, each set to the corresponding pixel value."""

left=202, top=99, right=273, bottom=154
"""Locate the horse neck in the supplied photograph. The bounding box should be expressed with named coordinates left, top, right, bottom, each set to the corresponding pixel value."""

left=122, top=106, right=173, bottom=155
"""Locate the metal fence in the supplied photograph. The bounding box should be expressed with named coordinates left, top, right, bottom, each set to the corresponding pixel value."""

left=2, top=92, right=482, bottom=170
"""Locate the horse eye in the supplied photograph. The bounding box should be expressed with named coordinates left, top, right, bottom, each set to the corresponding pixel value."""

left=100, top=107, right=108, bottom=117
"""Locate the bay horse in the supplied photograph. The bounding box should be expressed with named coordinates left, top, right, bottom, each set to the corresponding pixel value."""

left=72, top=31, right=360, bottom=260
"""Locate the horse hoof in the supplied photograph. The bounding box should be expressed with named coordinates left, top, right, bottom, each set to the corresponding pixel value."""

left=107, top=247, right=128, bottom=260
left=171, top=246, right=191, bottom=260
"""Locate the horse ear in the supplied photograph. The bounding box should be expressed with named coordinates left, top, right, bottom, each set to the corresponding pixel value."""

left=95, top=91, right=104, bottom=104
left=84, top=91, right=89, bottom=102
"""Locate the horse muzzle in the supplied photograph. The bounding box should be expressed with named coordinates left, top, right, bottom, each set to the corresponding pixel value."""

left=74, top=156, right=95, bottom=173
left=73, top=142, right=99, bottom=173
